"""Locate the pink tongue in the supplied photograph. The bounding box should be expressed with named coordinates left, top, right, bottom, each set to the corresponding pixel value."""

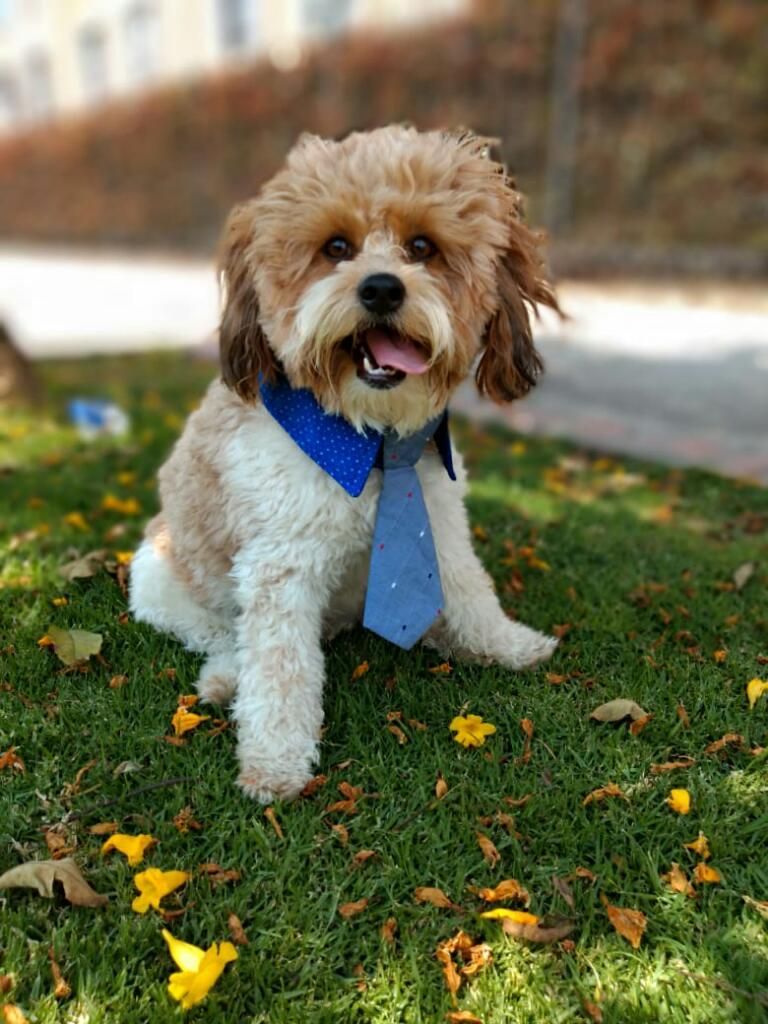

left=365, top=329, right=429, bottom=375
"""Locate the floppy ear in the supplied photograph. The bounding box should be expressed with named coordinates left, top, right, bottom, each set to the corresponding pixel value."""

left=475, top=217, right=561, bottom=403
left=217, top=201, right=279, bottom=402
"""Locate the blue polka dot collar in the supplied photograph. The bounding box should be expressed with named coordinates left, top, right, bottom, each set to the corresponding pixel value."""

left=259, top=374, right=456, bottom=497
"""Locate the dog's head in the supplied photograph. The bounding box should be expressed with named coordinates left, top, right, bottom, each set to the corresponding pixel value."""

left=218, top=125, right=559, bottom=433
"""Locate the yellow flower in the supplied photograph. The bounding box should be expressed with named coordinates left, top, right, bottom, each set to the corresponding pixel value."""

left=37, top=634, right=55, bottom=647
left=101, top=833, right=156, bottom=866
left=132, top=867, right=190, bottom=913
left=64, top=511, right=89, bottom=531
left=51, top=597, right=68, bottom=607
left=171, top=707, right=210, bottom=737
left=666, top=789, right=691, bottom=815
left=693, top=863, right=722, bottom=885
left=449, top=714, right=496, bottom=748
left=115, top=551, right=134, bottom=565
left=101, top=494, right=142, bottom=516
left=684, top=833, right=711, bottom=860
left=747, top=678, right=768, bottom=711
left=116, top=471, right=136, bottom=486
left=162, top=929, right=238, bottom=1010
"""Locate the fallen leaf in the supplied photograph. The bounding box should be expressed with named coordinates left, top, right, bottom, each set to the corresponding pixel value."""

left=325, top=799, right=358, bottom=815
left=590, top=699, right=649, bottom=724
left=602, top=897, right=646, bottom=949
left=264, top=807, right=283, bottom=839
left=59, top=549, right=108, bottom=580
left=0, top=976, right=12, bottom=995
left=381, top=917, right=398, bottom=944
left=712, top=649, right=728, bottom=663
left=435, top=773, right=449, bottom=800
left=519, top=718, right=534, bottom=765
left=338, top=781, right=363, bottom=801
left=45, top=626, right=102, bottom=667
left=650, top=758, right=695, bottom=774
left=48, top=947, right=71, bottom=1000
left=502, top=794, right=533, bottom=808
left=743, top=895, right=768, bottom=918
left=435, top=944, right=462, bottom=1005
left=0, top=858, right=108, bottom=907
left=666, top=788, right=691, bottom=814
left=546, top=673, right=570, bottom=685
left=0, top=747, right=25, bottom=773
left=338, top=898, right=368, bottom=919
left=476, top=833, right=500, bottom=867
left=582, top=1000, right=603, bottom=1023
left=733, top=561, right=755, bottom=591
left=495, top=912, right=575, bottom=943
left=300, top=774, right=328, bottom=798
left=227, top=912, right=249, bottom=945
left=43, top=828, right=75, bottom=860
left=747, top=678, right=768, bottom=711
left=2, top=1007, right=28, bottom=1024
left=477, top=879, right=529, bottom=905
left=414, top=886, right=462, bottom=911
left=109, top=674, right=129, bottom=689
left=551, top=875, right=575, bottom=909
left=428, top=662, right=453, bottom=674
left=676, top=704, right=690, bottom=728
left=351, top=661, right=370, bottom=681
left=628, top=714, right=653, bottom=736
left=331, top=823, right=349, bottom=845
left=683, top=833, right=711, bottom=860
left=460, top=942, right=492, bottom=977
left=661, top=863, right=695, bottom=897
left=387, top=724, right=409, bottom=744
left=172, top=808, right=203, bottom=834
left=693, top=863, right=722, bottom=885
left=704, top=732, right=745, bottom=754
left=571, top=867, right=597, bottom=883
left=199, top=863, right=241, bottom=886
left=583, top=783, right=627, bottom=806
left=445, top=1012, right=483, bottom=1023
left=351, top=850, right=377, bottom=869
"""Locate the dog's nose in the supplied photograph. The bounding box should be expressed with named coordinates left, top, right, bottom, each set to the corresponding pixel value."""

left=358, top=273, right=405, bottom=316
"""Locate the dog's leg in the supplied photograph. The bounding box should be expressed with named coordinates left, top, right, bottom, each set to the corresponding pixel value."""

left=425, top=483, right=556, bottom=669
left=230, top=548, right=333, bottom=802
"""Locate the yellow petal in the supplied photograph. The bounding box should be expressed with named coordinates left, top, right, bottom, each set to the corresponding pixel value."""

left=101, top=833, right=156, bottom=866
left=165, top=940, right=237, bottom=1009
left=747, top=678, right=768, bottom=711
left=683, top=833, right=711, bottom=860
left=480, top=909, right=539, bottom=924
left=666, top=789, right=691, bottom=815
left=162, top=929, right=205, bottom=973
left=693, top=863, right=722, bottom=885
left=171, top=707, right=210, bottom=737
left=132, top=868, right=189, bottom=913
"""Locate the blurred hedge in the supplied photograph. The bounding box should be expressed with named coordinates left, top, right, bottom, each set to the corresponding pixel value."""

left=0, top=0, right=764, bottom=255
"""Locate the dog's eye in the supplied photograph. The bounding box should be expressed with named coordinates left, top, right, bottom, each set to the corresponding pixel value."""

left=406, top=236, right=437, bottom=261
left=323, top=236, right=355, bottom=261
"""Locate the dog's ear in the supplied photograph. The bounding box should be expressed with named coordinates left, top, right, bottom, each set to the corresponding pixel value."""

left=217, top=201, right=279, bottom=402
left=475, top=216, right=561, bottom=403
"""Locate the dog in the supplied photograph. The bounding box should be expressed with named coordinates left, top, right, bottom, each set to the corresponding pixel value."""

left=129, top=125, right=561, bottom=802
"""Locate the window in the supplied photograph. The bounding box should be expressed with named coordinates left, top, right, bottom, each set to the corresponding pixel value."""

left=0, top=72, right=20, bottom=130
left=124, top=3, right=160, bottom=85
left=25, top=50, right=52, bottom=118
left=78, top=24, right=109, bottom=102
left=218, top=0, right=249, bottom=51
left=302, top=0, right=353, bottom=36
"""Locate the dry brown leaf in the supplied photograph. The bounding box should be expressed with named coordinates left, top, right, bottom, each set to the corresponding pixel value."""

left=546, top=673, right=570, bottom=685
left=0, top=858, right=107, bottom=907
left=704, top=732, right=746, bottom=755
left=435, top=945, right=462, bottom=1005
left=300, top=774, right=328, bottom=798
left=518, top=717, right=534, bottom=764
left=476, top=833, right=500, bottom=867
left=445, top=1012, right=483, bottom=1023
left=351, top=661, right=370, bottom=681
left=2, top=1006, right=28, bottom=1024
left=48, top=947, right=71, bottom=1000
left=582, top=1000, right=603, bottom=1023
left=172, top=807, right=203, bottom=833
left=381, top=916, right=398, bottom=944
left=628, top=714, right=653, bottom=736
left=743, top=895, right=768, bottom=919
left=351, top=850, right=377, bottom=869
left=590, top=699, right=648, bottom=724
left=602, top=897, right=646, bottom=949
left=428, top=662, right=453, bottom=674
left=693, top=863, right=722, bottom=885
left=0, top=976, right=13, bottom=995
left=331, top=823, right=349, bottom=846
left=325, top=799, right=358, bottom=815
left=650, top=758, right=695, bottom=774
left=501, top=914, right=575, bottom=943
left=338, top=781, right=363, bottom=801
left=435, top=773, right=449, bottom=800
left=42, top=829, right=75, bottom=860
left=582, top=783, right=627, bottom=806
left=676, top=704, right=690, bottom=728
left=683, top=833, right=711, bottom=860
left=338, top=898, right=368, bottom=919
left=387, top=724, right=409, bottom=745
left=502, top=794, right=533, bottom=809
left=571, top=866, right=597, bottom=883
left=109, top=674, right=129, bottom=689
left=477, top=879, right=529, bottom=905
left=551, top=875, right=575, bottom=909
left=414, top=886, right=462, bottom=911
left=733, top=561, right=755, bottom=591
left=264, top=806, right=284, bottom=839
left=87, top=821, right=119, bottom=836
left=460, top=942, right=493, bottom=978
left=199, top=863, right=241, bottom=886
left=58, top=549, right=108, bottom=580
left=227, top=912, right=249, bottom=945
left=408, top=718, right=428, bottom=731
left=0, top=747, right=25, bottom=773
left=661, top=863, right=695, bottom=897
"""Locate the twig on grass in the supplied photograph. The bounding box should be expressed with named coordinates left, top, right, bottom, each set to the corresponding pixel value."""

left=56, top=776, right=196, bottom=825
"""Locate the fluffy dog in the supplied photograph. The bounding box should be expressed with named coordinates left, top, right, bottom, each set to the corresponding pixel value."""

left=129, top=125, right=560, bottom=801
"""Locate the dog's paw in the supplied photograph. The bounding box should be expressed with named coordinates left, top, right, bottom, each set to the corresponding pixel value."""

left=195, top=654, right=237, bottom=706
left=237, top=758, right=315, bottom=804
left=501, top=623, right=558, bottom=670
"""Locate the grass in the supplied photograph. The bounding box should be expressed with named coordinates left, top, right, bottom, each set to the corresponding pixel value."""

left=1, top=351, right=767, bottom=1024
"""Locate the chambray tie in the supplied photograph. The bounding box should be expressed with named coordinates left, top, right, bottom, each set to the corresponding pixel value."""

left=363, top=420, right=444, bottom=650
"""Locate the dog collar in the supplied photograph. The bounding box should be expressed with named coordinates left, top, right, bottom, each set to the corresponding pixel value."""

left=258, top=374, right=456, bottom=497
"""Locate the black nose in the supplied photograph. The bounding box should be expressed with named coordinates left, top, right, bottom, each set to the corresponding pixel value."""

left=358, top=273, right=405, bottom=316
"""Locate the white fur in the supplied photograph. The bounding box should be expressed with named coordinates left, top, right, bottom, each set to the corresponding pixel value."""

left=130, top=387, right=556, bottom=802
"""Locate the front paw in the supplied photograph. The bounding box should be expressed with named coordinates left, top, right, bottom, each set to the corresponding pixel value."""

left=237, top=754, right=315, bottom=804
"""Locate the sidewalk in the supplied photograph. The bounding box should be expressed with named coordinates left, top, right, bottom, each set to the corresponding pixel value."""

left=2, top=245, right=767, bottom=482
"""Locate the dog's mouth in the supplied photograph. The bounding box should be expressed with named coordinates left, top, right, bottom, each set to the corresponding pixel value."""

left=349, top=327, right=431, bottom=390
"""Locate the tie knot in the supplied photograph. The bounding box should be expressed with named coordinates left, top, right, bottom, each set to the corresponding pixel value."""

left=381, top=417, right=440, bottom=470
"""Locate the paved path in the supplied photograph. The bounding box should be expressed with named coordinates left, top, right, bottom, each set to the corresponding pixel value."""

left=2, top=245, right=767, bottom=482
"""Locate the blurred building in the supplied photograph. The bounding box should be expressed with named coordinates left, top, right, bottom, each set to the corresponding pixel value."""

left=0, top=0, right=468, bottom=134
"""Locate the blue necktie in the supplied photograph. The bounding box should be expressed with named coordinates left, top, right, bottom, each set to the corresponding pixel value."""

left=363, top=420, right=444, bottom=650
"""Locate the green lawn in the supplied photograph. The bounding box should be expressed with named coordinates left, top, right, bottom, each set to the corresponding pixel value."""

left=1, top=352, right=767, bottom=1024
